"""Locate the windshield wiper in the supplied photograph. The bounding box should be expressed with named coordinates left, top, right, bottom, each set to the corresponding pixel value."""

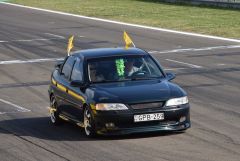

left=92, top=77, right=161, bottom=83
left=93, top=79, right=131, bottom=83
left=93, top=80, right=118, bottom=83
left=131, top=77, right=161, bottom=81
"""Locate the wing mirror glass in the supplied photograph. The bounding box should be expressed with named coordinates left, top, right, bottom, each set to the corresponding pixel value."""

left=55, top=60, right=64, bottom=69
left=70, top=80, right=88, bottom=91
left=70, top=80, right=85, bottom=87
left=166, top=72, right=176, bottom=81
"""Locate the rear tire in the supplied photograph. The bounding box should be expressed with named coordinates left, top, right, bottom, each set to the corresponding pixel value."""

left=50, top=95, right=62, bottom=125
left=84, top=106, right=96, bottom=137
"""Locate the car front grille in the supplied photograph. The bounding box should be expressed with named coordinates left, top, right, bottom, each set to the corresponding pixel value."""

left=130, top=102, right=164, bottom=110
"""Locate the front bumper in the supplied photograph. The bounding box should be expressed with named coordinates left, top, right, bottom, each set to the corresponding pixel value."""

left=92, top=104, right=190, bottom=135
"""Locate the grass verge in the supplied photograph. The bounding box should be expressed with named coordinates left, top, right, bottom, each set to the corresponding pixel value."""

left=8, top=0, right=240, bottom=39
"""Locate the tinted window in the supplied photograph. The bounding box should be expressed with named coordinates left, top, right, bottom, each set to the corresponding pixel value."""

left=71, top=58, right=83, bottom=81
left=61, top=56, right=75, bottom=80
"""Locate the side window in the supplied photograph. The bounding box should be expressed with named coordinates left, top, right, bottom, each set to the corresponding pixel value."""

left=71, top=58, right=83, bottom=81
left=61, top=56, right=75, bottom=80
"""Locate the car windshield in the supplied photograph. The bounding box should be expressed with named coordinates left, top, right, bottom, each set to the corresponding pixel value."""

left=87, top=55, right=164, bottom=83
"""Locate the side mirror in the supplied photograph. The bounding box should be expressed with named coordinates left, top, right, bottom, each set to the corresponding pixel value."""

left=55, top=60, right=64, bottom=69
left=70, top=80, right=88, bottom=91
left=70, top=80, right=85, bottom=87
left=166, top=72, right=176, bottom=81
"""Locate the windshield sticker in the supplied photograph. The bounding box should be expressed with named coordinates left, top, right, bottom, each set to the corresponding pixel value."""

left=115, top=59, right=125, bottom=76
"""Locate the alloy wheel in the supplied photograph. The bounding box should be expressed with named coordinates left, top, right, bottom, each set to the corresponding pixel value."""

left=84, top=108, right=92, bottom=136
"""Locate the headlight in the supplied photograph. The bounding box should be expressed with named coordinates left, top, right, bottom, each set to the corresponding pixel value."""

left=96, top=103, right=128, bottom=111
left=165, top=96, right=188, bottom=107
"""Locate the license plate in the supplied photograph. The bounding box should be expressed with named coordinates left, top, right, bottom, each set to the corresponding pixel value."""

left=134, top=113, right=164, bottom=122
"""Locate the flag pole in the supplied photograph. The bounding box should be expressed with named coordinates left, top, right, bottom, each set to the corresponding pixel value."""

left=132, top=41, right=136, bottom=48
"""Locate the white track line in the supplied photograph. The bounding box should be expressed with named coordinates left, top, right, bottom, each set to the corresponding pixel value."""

left=164, top=67, right=187, bottom=71
left=166, top=59, right=203, bottom=68
left=0, top=58, right=189, bottom=71
left=1, top=2, right=240, bottom=43
left=217, top=64, right=226, bottom=66
left=149, top=45, right=240, bottom=54
left=0, top=57, right=188, bottom=71
left=1, top=44, right=239, bottom=65
left=0, top=58, right=64, bottom=65
left=0, top=57, right=196, bottom=70
left=0, top=33, right=65, bottom=43
left=0, top=98, right=30, bottom=113
left=0, top=111, right=30, bottom=115
left=14, top=38, right=62, bottom=42
left=44, top=33, right=65, bottom=39
left=0, top=38, right=64, bottom=43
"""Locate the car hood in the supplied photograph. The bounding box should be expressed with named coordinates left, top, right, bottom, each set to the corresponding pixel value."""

left=88, top=80, right=186, bottom=104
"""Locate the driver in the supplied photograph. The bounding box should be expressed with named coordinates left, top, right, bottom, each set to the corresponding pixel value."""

left=89, top=63, right=104, bottom=82
left=124, top=58, right=139, bottom=76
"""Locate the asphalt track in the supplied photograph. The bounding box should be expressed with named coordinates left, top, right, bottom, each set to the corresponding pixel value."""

left=0, top=3, right=240, bottom=161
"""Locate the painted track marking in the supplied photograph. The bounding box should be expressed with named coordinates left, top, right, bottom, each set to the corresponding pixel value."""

left=44, top=33, right=65, bottom=39
left=148, top=45, right=240, bottom=54
left=0, top=57, right=187, bottom=71
left=166, top=59, right=203, bottom=68
left=0, top=58, right=64, bottom=65
left=0, top=38, right=64, bottom=43
left=0, top=98, right=31, bottom=114
left=0, top=32, right=65, bottom=43
left=1, top=2, right=240, bottom=43
left=0, top=57, right=199, bottom=69
left=164, top=67, right=187, bottom=71
left=0, top=43, right=239, bottom=65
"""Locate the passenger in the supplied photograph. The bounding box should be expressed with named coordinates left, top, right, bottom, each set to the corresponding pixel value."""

left=89, top=64, right=104, bottom=82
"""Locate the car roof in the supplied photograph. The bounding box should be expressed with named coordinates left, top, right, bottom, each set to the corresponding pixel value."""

left=71, top=47, right=149, bottom=60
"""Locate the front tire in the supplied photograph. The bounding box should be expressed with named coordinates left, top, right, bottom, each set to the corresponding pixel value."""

left=49, top=95, right=62, bottom=125
left=84, top=106, right=96, bottom=137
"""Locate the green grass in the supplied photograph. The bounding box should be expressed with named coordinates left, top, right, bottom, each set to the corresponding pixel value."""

left=9, top=0, right=240, bottom=39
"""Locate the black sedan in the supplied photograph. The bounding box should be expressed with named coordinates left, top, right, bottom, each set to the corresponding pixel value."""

left=48, top=47, right=190, bottom=137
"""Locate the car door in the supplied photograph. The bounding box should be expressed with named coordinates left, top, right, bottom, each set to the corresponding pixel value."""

left=57, top=55, right=76, bottom=118
left=66, top=57, right=85, bottom=121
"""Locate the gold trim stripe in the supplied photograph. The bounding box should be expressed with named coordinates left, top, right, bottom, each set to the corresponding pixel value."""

left=68, top=90, right=85, bottom=102
left=52, top=78, right=85, bottom=102
left=90, top=104, right=96, bottom=110
left=57, top=83, right=66, bottom=92
left=52, top=78, right=57, bottom=85
left=59, top=115, right=69, bottom=121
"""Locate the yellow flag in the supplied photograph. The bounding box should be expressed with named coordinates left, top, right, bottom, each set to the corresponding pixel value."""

left=123, top=31, right=135, bottom=49
left=67, top=35, right=74, bottom=55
